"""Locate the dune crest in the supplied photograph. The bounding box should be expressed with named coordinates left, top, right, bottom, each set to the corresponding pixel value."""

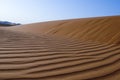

left=0, top=16, right=120, bottom=80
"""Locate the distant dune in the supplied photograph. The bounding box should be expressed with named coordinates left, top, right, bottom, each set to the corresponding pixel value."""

left=0, top=16, right=120, bottom=80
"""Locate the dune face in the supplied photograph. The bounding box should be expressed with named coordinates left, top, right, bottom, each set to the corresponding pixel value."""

left=0, top=16, right=120, bottom=80
left=7, top=16, right=120, bottom=44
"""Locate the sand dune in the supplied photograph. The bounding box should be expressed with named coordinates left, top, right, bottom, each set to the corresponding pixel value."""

left=7, top=16, right=120, bottom=44
left=0, top=16, right=120, bottom=80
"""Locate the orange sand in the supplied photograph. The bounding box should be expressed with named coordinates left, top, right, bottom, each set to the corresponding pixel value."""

left=0, top=16, right=120, bottom=80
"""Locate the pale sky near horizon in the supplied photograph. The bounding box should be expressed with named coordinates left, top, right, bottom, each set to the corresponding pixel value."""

left=0, top=0, right=120, bottom=24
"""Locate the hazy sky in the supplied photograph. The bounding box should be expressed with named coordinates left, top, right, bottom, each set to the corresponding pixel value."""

left=0, top=0, right=120, bottom=24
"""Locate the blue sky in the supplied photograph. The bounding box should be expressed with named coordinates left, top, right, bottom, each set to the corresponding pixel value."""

left=0, top=0, right=120, bottom=24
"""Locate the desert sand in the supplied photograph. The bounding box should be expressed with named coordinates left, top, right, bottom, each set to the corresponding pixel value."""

left=0, top=16, right=120, bottom=80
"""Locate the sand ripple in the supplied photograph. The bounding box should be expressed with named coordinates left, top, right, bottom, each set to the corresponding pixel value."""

left=0, top=29, right=120, bottom=80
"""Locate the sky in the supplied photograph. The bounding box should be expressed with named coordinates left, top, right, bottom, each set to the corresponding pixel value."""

left=0, top=0, right=120, bottom=24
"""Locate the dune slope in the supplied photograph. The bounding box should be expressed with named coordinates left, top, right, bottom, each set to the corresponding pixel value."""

left=7, top=16, right=120, bottom=44
left=0, top=16, right=120, bottom=80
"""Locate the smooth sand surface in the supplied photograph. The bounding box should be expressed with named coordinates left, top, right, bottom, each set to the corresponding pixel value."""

left=0, top=16, right=120, bottom=80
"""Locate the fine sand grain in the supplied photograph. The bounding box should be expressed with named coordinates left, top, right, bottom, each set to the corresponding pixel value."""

left=0, top=16, right=120, bottom=80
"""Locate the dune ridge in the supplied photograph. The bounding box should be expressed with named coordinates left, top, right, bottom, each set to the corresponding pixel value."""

left=0, top=16, right=120, bottom=80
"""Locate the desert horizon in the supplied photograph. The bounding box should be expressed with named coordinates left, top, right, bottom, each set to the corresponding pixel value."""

left=0, top=0, right=120, bottom=80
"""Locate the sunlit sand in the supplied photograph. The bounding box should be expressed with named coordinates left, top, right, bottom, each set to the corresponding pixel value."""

left=0, top=16, right=120, bottom=80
